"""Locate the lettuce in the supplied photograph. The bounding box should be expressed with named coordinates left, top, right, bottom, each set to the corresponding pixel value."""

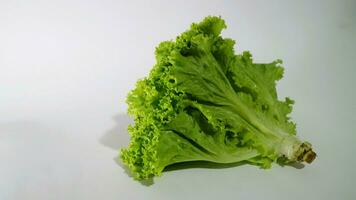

left=121, top=16, right=316, bottom=180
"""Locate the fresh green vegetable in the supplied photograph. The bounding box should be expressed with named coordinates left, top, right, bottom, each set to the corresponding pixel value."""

left=121, top=16, right=316, bottom=180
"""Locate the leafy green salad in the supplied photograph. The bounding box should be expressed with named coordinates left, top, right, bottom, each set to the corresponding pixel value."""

left=121, top=16, right=316, bottom=180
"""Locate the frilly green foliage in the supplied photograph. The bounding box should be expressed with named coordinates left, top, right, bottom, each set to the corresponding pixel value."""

left=121, top=16, right=311, bottom=180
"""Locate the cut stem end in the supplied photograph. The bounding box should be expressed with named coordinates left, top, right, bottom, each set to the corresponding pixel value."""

left=302, top=149, right=316, bottom=164
left=296, top=142, right=317, bottom=164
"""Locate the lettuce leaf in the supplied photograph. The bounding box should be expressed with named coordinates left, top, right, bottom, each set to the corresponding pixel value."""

left=121, top=16, right=316, bottom=180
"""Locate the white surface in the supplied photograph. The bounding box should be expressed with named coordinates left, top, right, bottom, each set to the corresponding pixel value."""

left=1, top=0, right=356, bottom=199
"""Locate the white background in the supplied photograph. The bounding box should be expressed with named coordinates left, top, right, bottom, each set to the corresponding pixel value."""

left=1, top=0, right=355, bottom=199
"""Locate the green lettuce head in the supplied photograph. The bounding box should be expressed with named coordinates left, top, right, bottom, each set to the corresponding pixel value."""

left=121, top=16, right=316, bottom=180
